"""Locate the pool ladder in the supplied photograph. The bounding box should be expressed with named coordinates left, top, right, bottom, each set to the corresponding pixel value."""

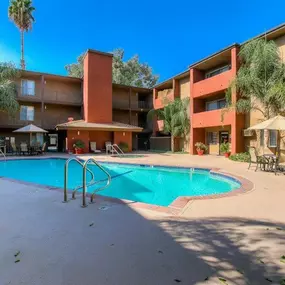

left=106, top=144, right=125, bottom=157
left=63, top=158, right=111, bottom=207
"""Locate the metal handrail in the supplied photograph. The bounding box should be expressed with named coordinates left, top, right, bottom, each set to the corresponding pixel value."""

left=63, top=158, right=95, bottom=202
left=0, top=149, right=6, bottom=161
left=82, top=158, right=111, bottom=207
left=112, top=144, right=124, bottom=155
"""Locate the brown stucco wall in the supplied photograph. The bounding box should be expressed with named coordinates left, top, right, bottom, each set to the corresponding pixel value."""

left=42, top=105, right=81, bottom=130
left=113, top=110, right=130, bottom=124
left=44, top=79, right=81, bottom=104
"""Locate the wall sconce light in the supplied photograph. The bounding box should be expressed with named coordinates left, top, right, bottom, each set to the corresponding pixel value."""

left=77, top=131, right=80, bottom=135
left=123, top=132, right=125, bottom=136
left=44, top=105, right=47, bottom=110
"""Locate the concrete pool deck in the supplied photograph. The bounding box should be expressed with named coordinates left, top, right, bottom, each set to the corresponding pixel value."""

left=0, top=152, right=285, bottom=284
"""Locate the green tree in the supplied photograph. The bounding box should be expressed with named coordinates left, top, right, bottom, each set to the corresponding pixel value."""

left=225, top=38, right=285, bottom=119
left=148, top=97, right=190, bottom=152
left=65, top=53, right=84, bottom=78
left=65, top=49, right=159, bottom=88
left=0, top=62, right=19, bottom=115
left=8, top=0, right=35, bottom=70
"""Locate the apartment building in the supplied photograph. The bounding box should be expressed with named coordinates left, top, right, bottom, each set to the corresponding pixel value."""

left=0, top=50, right=153, bottom=152
left=152, top=70, right=190, bottom=151
left=152, top=23, right=285, bottom=160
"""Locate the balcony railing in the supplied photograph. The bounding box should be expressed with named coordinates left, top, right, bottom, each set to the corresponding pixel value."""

left=17, top=87, right=41, bottom=101
left=113, top=100, right=129, bottom=109
left=154, top=92, right=174, bottom=109
left=131, top=101, right=152, bottom=110
left=192, top=109, right=235, bottom=128
left=43, top=90, right=82, bottom=105
left=192, top=70, right=233, bottom=98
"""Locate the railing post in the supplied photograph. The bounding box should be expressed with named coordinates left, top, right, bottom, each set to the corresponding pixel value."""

left=82, top=163, right=87, bottom=208
left=63, top=162, right=68, bottom=203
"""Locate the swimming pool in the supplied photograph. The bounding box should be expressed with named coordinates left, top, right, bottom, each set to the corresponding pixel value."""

left=0, top=158, right=240, bottom=207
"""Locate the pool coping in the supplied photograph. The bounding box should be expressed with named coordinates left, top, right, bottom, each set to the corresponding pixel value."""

left=0, top=156, right=254, bottom=216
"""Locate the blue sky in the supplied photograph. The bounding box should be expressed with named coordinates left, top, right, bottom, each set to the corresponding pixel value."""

left=0, top=0, right=285, bottom=82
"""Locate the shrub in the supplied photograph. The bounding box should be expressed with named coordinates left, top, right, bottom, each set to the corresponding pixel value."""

left=73, top=140, right=85, bottom=149
left=220, top=142, right=230, bottom=154
left=195, top=142, right=208, bottom=151
left=229, top=152, right=250, bottom=162
left=118, top=142, right=129, bottom=152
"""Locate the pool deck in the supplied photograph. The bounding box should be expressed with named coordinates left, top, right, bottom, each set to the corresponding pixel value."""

left=0, top=152, right=285, bottom=285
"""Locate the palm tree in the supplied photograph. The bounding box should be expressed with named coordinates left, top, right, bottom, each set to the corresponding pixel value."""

left=148, top=97, right=190, bottom=152
left=8, top=0, right=35, bottom=70
left=0, top=62, right=19, bottom=115
left=225, top=38, right=285, bottom=119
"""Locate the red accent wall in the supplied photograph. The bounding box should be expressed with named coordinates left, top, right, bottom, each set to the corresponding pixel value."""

left=67, top=130, right=90, bottom=153
left=83, top=50, right=113, bottom=123
left=114, top=131, right=132, bottom=152
left=89, top=131, right=112, bottom=150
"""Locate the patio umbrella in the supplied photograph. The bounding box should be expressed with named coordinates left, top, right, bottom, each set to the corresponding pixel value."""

left=13, top=124, right=48, bottom=144
left=247, top=115, right=285, bottom=154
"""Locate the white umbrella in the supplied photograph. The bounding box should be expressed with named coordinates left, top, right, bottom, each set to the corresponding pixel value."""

left=13, top=124, right=48, bottom=144
left=247, top=115, right=285, bottom=155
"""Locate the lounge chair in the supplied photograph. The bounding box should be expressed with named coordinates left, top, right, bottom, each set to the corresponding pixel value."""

left=20, top=143, right=29, bottom=155
left=90, top=142, right=101, bottom=154
left=248, top=146, right=266, bottom=171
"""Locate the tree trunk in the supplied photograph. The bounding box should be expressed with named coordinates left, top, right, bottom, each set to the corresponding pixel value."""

left=20, top=30, right=25, bottom=70
left=171, top=135, right=174, bottom=152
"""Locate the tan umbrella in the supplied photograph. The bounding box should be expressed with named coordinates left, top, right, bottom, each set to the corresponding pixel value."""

left=13, top=124, right=48, bottom=144
left=248, top=115, right=285, bottom=131
left=247, top=115, right=285, bottom=155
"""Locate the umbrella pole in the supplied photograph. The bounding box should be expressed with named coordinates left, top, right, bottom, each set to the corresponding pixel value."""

left=30, top=133, right=32, bottom=145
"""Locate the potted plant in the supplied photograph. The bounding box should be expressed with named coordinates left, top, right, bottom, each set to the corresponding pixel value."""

left=195, top=142, right=208, bottom=156
left=220, top=142, right=231, bottom=158
left=118, top=142, right=129, bottom=153
left=73, top=140, right=85, bottom=154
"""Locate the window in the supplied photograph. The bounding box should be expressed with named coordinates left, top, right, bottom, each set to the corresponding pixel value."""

left=206, top=98, right=226, bottom=111
left=20, top=106, right=34, bottom=121
left=205, top=65, right=231, bottom=79
left=21, top=80, right=35, bottom=96
left=269, top=130, right=278, bottom=147
left=207, top=132, right=218, bottom=144
left=260, top=130, right=264, bottom=147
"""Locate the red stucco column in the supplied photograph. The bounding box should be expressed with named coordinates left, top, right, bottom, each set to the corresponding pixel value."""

left=230, top=46, right=245, bottom=154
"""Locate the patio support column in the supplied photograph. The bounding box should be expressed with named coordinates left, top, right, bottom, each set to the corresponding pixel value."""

left=129, top=87, right=131, bottom=124
left=230, top=46, right=245, bottom=154
left=40, top=75, right=45, bottom=128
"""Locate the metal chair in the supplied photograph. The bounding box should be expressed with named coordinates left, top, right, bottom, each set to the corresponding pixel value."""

left=248, top=147, right=266, bottom=171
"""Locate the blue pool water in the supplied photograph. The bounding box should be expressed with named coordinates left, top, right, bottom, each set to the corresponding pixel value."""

left=0, top=159, right=240, bottom=206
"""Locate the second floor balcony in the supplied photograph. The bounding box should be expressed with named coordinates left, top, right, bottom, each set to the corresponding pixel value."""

left=154, top=92, right=174, bottom=109
left=192, top=109, right=235, bottom=128
left=192, top=69, right=233, bottom=98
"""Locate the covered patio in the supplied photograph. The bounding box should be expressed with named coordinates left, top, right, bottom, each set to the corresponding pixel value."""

left=56, top=120, right=142, bottom=153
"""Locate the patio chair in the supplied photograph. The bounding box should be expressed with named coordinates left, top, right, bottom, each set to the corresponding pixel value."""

left=11, top=142, right=18, bottom=155
left=37, top=142, right=46, bottom=155
left=272, top=156, right=285, bottom=175
left=20, top=143, right=29, bottom=155
left=90, top=142, right=102, bottom=154
left=248, top=146, right=266, bottom=171
left=105, top=141, right=112, bottom=154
